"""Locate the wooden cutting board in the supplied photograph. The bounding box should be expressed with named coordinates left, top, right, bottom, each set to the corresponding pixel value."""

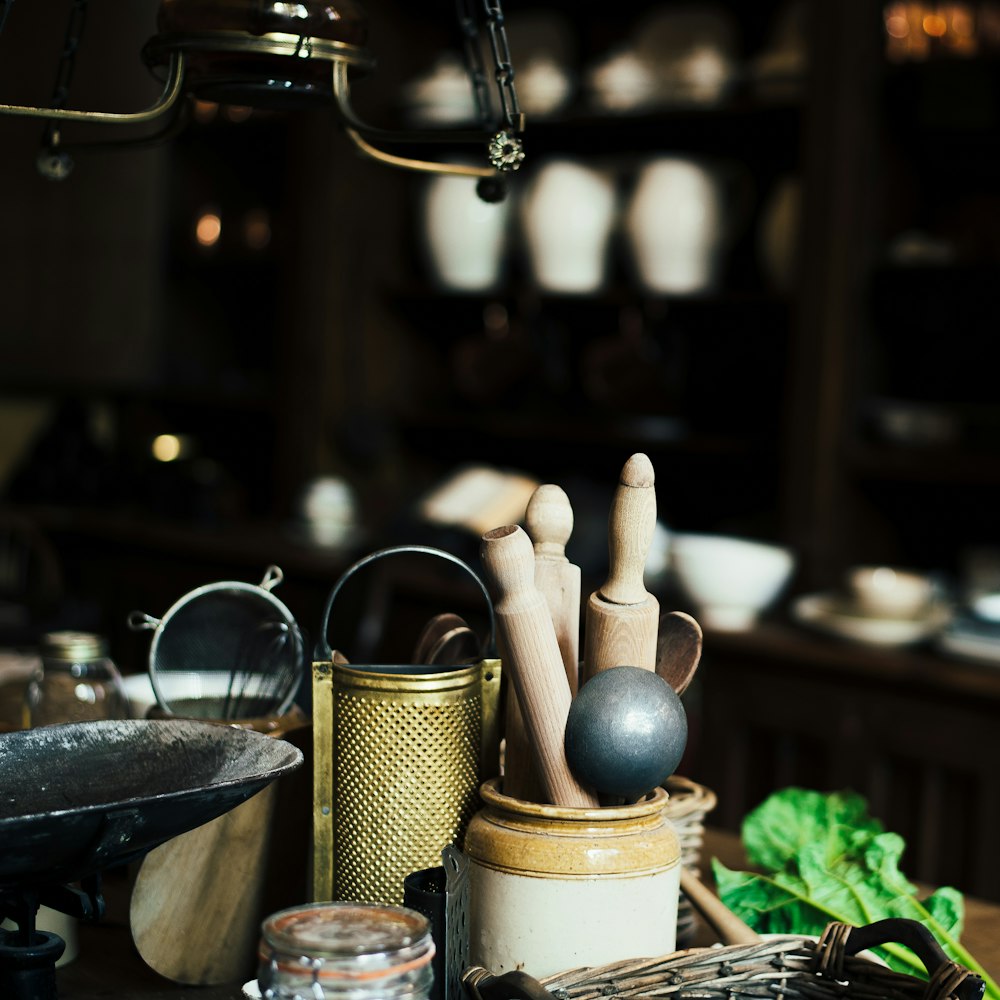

left=129, top=715, right=311, bottom=986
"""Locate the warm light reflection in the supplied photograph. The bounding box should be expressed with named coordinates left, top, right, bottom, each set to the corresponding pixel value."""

left=195, top=211, right=222, bottom=247
left=923, top=13, right=948, bottom=35
left=244, top=209, right=272, bottom=250
left=192, top=100, right=218, bottom=123
left=483, top=302, right=509, bottom=338
left=224, top=105, right=253, bottom=123
left=152, top=434, right=184, bottom=462
left=951, top=8, right=974, bottom=35
left=884, top=2, right=981, bottom=59
left=886, top=13, right=910, bottom=37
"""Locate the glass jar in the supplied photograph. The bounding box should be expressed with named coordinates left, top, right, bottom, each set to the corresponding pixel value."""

left=258, top=902, right=435, bottom=1000
left=26, top=631, right=128, bottom=727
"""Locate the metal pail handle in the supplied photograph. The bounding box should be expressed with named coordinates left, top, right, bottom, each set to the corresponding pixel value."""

left=315, top=544, right=497, bottom=662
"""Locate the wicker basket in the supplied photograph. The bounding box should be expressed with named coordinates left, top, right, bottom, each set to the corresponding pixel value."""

left=662, top=776, right=717, bottom=946
left=464, top=919, right=985, bottom=1000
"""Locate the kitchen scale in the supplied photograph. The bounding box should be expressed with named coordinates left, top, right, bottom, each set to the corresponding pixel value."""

left=0, top=719, right=302, bottom=999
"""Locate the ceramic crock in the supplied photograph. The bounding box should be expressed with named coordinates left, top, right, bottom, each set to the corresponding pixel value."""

left=464, top=778, right=680, bottom=978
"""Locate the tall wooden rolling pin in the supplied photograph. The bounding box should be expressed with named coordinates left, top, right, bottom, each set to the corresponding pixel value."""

left=525, top=483, right=581, bottom=695
left=481, top=524, right=600, bottom=809
left=492, top=633, right=544, bottom=804
left=582, top=453, right=659, bottom=683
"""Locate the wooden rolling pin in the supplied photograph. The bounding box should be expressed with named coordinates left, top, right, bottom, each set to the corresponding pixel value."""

left=481, top=525, right=599, bottom=809
left=525, top=483, right=581, bottom=694
left=582, top=453, right=660, bottom=683
left=494, top=634, right=544, bottom=803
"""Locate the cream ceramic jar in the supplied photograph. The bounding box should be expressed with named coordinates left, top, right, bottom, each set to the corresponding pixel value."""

left=464, top=779, right=680, bottom=978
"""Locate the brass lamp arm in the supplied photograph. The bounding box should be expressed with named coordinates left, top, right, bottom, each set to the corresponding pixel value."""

left=0, top=52, right=185, bottom=125
left=342, top=128, right=495, bottom=178
left=332, top=60, right=521, bottom=180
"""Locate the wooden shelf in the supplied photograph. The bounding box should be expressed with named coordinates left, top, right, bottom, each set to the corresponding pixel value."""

left=394, top=406, right=780, bottom=457
left=703, top=619, right=1000, bottom=703
left=519, top=98, right=803, bottom=161
left=845, top=442, right=1000, bottom=486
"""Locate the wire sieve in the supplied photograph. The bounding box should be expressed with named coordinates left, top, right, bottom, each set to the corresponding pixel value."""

left=128, top=565, right=305, bottom=721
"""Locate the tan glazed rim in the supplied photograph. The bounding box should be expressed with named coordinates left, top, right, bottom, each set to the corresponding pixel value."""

left=481, top=777, right=670, bottom=820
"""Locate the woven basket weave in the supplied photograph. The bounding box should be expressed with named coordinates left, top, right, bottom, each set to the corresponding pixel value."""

left=465, top=921, right=984, bottom=1000
left=662, top=776, right=717, bottom=946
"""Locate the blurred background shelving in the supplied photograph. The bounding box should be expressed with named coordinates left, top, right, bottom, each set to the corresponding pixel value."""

left=3, top=0, right=1000, bottom=899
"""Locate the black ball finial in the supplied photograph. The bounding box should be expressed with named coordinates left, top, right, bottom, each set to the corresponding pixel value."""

left=476, top=175, right=508, bottom=203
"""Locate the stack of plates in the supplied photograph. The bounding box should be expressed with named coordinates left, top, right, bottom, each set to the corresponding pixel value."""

left=791, top=592, right=951, bottom=648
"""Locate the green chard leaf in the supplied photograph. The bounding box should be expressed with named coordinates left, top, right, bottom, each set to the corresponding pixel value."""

left=741, top=787, right=882, bottom=872
left=714, top=788, right=1000, bottom=1000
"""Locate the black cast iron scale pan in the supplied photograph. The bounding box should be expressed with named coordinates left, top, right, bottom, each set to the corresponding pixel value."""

left=0, top=718, right=303, bottom=999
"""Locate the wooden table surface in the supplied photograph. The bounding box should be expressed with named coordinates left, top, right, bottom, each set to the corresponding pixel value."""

left=48, top=827, right=1000, bottom=999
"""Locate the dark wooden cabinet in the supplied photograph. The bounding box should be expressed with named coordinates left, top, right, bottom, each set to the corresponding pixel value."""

left=689, top=623, right=1000, bottom=901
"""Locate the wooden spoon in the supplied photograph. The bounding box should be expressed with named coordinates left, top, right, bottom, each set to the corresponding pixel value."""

left=679, top=868, right=761, bottom=945
left=656, top=610, right=703, bottom=696
left=412, top=613, right=480, bottom=666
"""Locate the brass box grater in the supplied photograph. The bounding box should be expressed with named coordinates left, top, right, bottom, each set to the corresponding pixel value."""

left=311, top=545, right=501, bottom=906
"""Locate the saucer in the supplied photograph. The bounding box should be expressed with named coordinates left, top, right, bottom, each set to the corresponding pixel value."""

left=938, top=615, right=1000, bottom=666
left=791, top=592, right=951, bottom=647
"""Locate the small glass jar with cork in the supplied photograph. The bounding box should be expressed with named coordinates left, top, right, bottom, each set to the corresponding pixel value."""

left=25, top=630, right=128, bottom=727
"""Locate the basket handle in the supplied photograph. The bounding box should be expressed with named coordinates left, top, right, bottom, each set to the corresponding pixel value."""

left=463, top=968, right=552, bottom=1000
left=817, top=919, right=984, bottom=1000
left=316, top=544, right=497, bottom=661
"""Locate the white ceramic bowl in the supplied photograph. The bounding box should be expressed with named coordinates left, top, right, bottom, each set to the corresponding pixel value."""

left=670, top=533, right=795, bottom=631
left=122, top=670, right=237, bottom=719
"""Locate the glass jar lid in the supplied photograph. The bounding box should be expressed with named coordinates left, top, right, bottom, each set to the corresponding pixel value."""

left=261, top=903, right=433, bottom=976
left=41, top=631, right=108, bottom=662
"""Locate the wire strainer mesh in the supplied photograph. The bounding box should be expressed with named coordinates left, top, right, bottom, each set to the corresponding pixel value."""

left=128, top=566, right=305, bottom=720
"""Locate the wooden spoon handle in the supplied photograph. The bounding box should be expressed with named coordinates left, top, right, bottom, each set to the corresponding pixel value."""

left=481, top=525, right=599, bottom=809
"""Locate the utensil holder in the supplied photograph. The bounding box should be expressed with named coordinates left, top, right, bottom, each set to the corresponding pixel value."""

left=311, top=546, right=502, bottom=907
left=463, top=779, right=681, bottom=979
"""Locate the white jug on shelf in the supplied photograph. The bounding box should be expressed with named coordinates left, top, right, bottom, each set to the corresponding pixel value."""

left=519, top=159, right=618, bottom=294
left=625, top=155, right=731, bottom=295
left=420, top=172, right=511, bottom=292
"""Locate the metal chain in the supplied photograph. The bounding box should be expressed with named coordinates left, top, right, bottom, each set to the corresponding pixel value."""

left=455, top=0, right=494, bottom=129
left=455, top=0, right=525, bottom=174
left=49, top=0, right=89, bottom=115
left=478, top=0, right=522, bottom=133
left=0, top=0, right=15, bottom=37
left=38, top=0, right=89, bottom=179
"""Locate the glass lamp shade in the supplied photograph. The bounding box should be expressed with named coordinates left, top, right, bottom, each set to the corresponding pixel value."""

left=144, top=0, right=375, bottom=109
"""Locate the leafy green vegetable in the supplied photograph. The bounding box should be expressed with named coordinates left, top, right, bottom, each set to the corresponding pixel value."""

left=713, top=787, right=999, bottom=1000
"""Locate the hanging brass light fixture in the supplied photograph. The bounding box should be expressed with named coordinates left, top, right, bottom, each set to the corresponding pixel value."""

left=0, top=0, right=524, bottom=196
